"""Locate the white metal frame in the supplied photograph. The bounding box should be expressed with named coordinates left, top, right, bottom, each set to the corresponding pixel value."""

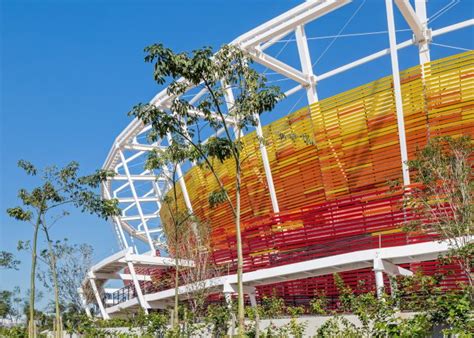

left=103, top=237, right=472, bottom=317
left=87, top=0, right=473, bottom=316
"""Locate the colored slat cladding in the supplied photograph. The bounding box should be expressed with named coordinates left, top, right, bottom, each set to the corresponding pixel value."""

left=157, top=52, right=473, bottom=302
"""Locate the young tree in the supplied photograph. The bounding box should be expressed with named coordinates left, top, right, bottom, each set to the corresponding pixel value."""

left=146, top=144, right=196, bottom=332
left=38, top=240, right=94, bottom=311
left=179, top=221, right=219, bottom=320
left=146, top=142, right=218, bottom=332
left=130, top=44, right=283, bottom=334
left=7, top=160, right=119, bottom=338
left=405, top=136, right=473, bottom=287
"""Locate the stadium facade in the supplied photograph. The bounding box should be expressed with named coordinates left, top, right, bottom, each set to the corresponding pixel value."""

left=81, top=0, right=473, bottom=319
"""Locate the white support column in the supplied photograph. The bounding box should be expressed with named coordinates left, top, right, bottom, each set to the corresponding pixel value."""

left=89, top=277, right=109, bottom=319
left=249, top=293, right=258, bottom=308
left=119, top=150, right=156, bottom=254
left=415, top=0, right=430, bottom=65
left=126, top=260, right=150, bottom=313
left=373, top=258, right=385, bottom=299
left=373, top=257, right=412, bottom=299
left=78, top=287, right=92, bottom=318
left=295, top=25, right=318, bottom=104
left=255, top=114, right=280, bottom=213
left=385, top=0, right=411, bottom=187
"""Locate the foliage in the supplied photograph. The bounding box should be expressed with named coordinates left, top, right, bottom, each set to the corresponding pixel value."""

left=315, top=272, right=474, bottom=337
left=286, top=306, right=305, bottom=317
left=309, top=292, right=327, bottom=315
left=204, top=304, right=231, bottom=337
left=316, top=315, right=360, bottom=338
left=405, top=135, right=473, bottom=286
left=8, top=161, right=119, bottom=221
left=0, top=251, right=20, bottom=270
left=142, top=311, right=169, bottom=337
left=285, top=318, right=307, bottom=338
left=0, top=290, right=12, bottom=319
left=260, top=295, right=285, bottom=319
left=0, top=325, right=27, bottom=338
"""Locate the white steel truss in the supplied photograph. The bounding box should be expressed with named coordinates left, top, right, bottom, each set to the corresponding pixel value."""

left=101, top=0, right=472, bottom=252
left=89, top=0, right=474, bottom=317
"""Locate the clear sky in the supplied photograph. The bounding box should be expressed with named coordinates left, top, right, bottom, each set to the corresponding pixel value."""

left=1, top=0, right=473, bottom=306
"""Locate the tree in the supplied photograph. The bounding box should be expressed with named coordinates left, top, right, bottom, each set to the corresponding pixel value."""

left=405, top=136, right=473, bottom=287
left=178, top=221, right=219, bottom=319
left=146, top=143, right=195, bottom=332
left=38, top=240, right=94, bottom=311
left=0, top=251, right=20, bottom=270
left=7, top=160, right=119, bottom=338
left=146, top=143, right=218, bottom=332
left=130, top=44, right=283, bottom=334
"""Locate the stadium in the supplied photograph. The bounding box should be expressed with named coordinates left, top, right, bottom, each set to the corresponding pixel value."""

left=81, top=0, right=473, bottom=319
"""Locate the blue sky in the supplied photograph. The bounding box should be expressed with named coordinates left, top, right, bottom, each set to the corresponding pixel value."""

left=1, top=0, right=472, bottom=305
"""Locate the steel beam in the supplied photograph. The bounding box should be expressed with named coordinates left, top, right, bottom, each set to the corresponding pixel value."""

left=123, top=144, right=167, bottom=152
left=94, top=273, right=152, bottom=281
left=248, top=48, right=310, bottom=86
left=78, top=287, right=92, bottom=317
left=237, top=0, right=351, bottom=48
left=385, top=0, right=410, bottom=187
left=295, top=24, right=318, bottom=103
left=89, top=277, right=109, bottom=319
left=373, top=259, right=413, bottom=277
left=126, top=261, right=150, bottom=312
left=255, top=114, right=280, bottom=213
left=102, top=183, right=129, bottom=248
left=120, top=151, right=156, bottom=253
left=111, top=175, right=165, bottom=182
left=166, top=134, right=194, bottom=214
left=394, top=0, right=424, bottom=42
left=318, top=38, right=414, bottom=81
left=414, top=0, right=430, bottom=64
left=118, top=197, right=160, bottom=203
left=121, top=214, right=158, bottom=222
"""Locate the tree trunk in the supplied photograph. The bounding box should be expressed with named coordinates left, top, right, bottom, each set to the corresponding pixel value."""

left=29, top=215, right=41, bottom=338
left=43, top=225, right=62, bottom=338
left=174, top=255, right=179, bottom=332
left=235, top=163, right=245, bottom=336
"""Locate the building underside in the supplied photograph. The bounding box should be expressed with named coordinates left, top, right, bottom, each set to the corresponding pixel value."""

left=81, top=0, right=474, bottom=319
